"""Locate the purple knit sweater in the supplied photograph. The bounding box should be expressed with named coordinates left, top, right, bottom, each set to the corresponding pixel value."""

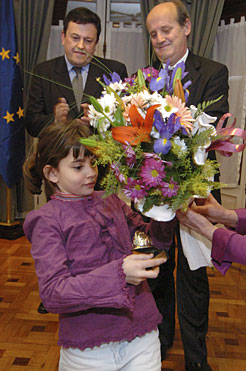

left=24, top=191, right=175, bottom=350
left=212, top=208, right=246, bottom=274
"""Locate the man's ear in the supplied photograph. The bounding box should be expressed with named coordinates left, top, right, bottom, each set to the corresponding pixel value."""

left=61, top=30, right=65, bottom=46
left=184, top=18, right=191, bottom=37
left=43, top=165, right=59, bottom=184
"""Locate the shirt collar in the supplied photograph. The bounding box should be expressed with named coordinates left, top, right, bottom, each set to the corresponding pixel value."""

left=64, top=54, right=90, bottom=73
left=162, top=48, right=189, bottom=70
left=51, top=191, right=93, bottom=202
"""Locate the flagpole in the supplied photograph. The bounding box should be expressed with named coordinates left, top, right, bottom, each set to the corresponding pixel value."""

left=0, top=0, right=25, bottom=239
left=0, top=186, right=23, bottom=239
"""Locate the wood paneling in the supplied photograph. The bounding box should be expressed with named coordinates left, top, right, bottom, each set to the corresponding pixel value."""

left=51, top=0, right=246, bottom=26
left=221, top=0, right=246, bottom=23
left=52, top=0, right=68, bottom=25
left=0, top=236, right=246, bottom=370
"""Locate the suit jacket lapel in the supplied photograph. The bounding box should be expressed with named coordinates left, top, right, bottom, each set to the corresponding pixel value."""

left=184, top=52, right=202, bottom=105
left=53, top=57, right=78, bottom=115
left=83, top=59, right=105, bottom=102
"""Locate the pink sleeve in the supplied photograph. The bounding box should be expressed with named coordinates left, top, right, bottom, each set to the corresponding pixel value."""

left=211, top=209, right=246, bottom=274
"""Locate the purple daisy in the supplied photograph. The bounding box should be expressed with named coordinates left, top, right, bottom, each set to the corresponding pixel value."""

left=123, top=144, right=137, bottom=168
left=110, top=163, right=126, bottom=183
left=143, top=152, right=162, bottom=161
left=140, top=158, right=166, bottom=187
left=142, top=66, right=159, bottom=82
left=161, top=178, right=179, bottom=198
left=124, top=76, right=135, bottom=86
left=123, top=178, right=148, bottom=202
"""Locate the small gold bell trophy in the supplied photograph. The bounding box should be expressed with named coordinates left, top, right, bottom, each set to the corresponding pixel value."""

left=132, top=231, right=168, bottom=260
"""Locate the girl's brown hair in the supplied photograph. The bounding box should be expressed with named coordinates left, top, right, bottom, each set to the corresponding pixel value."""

left=23, top=120, right=92, bottom=200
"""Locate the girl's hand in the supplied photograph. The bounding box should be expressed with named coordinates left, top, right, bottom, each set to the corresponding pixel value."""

left=123, top=253, right=166, bottom=285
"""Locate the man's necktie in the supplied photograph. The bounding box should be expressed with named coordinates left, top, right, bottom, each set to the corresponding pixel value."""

left=72, top=67, right=83, bottom=111
left=168, top=68, right=173, bottom=79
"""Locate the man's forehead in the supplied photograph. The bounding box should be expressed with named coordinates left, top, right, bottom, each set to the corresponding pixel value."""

left=66, top=21, right=97, bottom=32
left=147, top=3, right=178, bottom=28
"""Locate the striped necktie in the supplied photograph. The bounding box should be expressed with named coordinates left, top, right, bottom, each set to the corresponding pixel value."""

left=168, top=68, right=173, bottom=79
left=72, top=67, right=83, bottom=111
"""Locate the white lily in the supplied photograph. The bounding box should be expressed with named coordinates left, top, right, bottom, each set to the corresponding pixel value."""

left=190, top=105, right=217, bottom=137
left=193, top=146, right=208, bottom=165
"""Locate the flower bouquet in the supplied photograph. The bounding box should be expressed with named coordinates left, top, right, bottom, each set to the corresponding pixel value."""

left=80, top=62, right=245, bottom=222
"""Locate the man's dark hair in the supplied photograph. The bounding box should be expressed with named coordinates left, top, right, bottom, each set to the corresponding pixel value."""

left=162, top=0, right=190, bottom=27
left=63, top=7, right=101, bottom=42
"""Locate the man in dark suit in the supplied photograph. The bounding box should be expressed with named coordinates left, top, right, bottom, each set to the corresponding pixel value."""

left=25, top=7, right=128, bottom=137
left=146, top=1, right=229, bottom=370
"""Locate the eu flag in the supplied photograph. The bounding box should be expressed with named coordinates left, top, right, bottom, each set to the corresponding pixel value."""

left=0, top=0, right=25, bottom=188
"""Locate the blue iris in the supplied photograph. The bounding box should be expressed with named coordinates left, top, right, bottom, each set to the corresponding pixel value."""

left=154, top=136, right=172, bottom=154
left=149, top=60, right=191, bottom=96
left=103, top=72, right=121, bottom=85
left=149, top=69, right=169, bottom=92
left=153, top=111, right=181, bottom=155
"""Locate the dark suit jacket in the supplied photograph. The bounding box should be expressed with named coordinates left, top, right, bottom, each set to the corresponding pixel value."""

left=186, top=52, right=229, bottom=190
left=154, top=51, right=229, bottom=118
left=185, top=52, right=229, bottom=118
left=25, top=56, right=128, bottom=137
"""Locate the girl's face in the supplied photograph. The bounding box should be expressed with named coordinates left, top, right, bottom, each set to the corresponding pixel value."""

left=47, top=148, right=98, bottom=197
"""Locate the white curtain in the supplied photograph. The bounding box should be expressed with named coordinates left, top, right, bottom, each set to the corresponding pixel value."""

left=212, top=17, right=246, bottom=186
left=106, top=22, right=145, bottom=76
left=47, top=20, right=64, bottom=60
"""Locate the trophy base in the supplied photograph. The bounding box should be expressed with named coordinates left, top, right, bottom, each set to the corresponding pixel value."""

left=132, top=247, right=167, bottom=260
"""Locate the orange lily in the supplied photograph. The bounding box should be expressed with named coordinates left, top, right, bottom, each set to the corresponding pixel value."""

left=112, top=104, right=160, bottom=145
left=173, top=79, right=185, bottom=103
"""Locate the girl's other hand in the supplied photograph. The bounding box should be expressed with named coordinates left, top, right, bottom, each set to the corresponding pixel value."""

left=123, top=253, right=166, bottom=285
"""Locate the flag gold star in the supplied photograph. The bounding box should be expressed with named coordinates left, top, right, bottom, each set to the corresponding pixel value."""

left=17, top=106, right=24, bottom=118
left=0, top=47, right=10, bottom=60
left=3, top=111, right=15, bottom=123
left=13, top=52, right=20, bottom=64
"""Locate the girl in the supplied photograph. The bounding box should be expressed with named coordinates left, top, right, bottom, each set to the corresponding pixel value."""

left=23, top=120, right=175, bottom=371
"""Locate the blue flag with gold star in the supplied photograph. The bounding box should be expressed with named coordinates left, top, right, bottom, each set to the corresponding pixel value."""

left=0, top=0, right=25, bottom=188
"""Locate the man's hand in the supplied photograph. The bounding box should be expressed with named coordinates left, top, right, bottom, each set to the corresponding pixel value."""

left=79, top=103, right=91, bottom=127
left=54, top=97, right=69, bottom=124
left=81, top=102, right=89, bottom=117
